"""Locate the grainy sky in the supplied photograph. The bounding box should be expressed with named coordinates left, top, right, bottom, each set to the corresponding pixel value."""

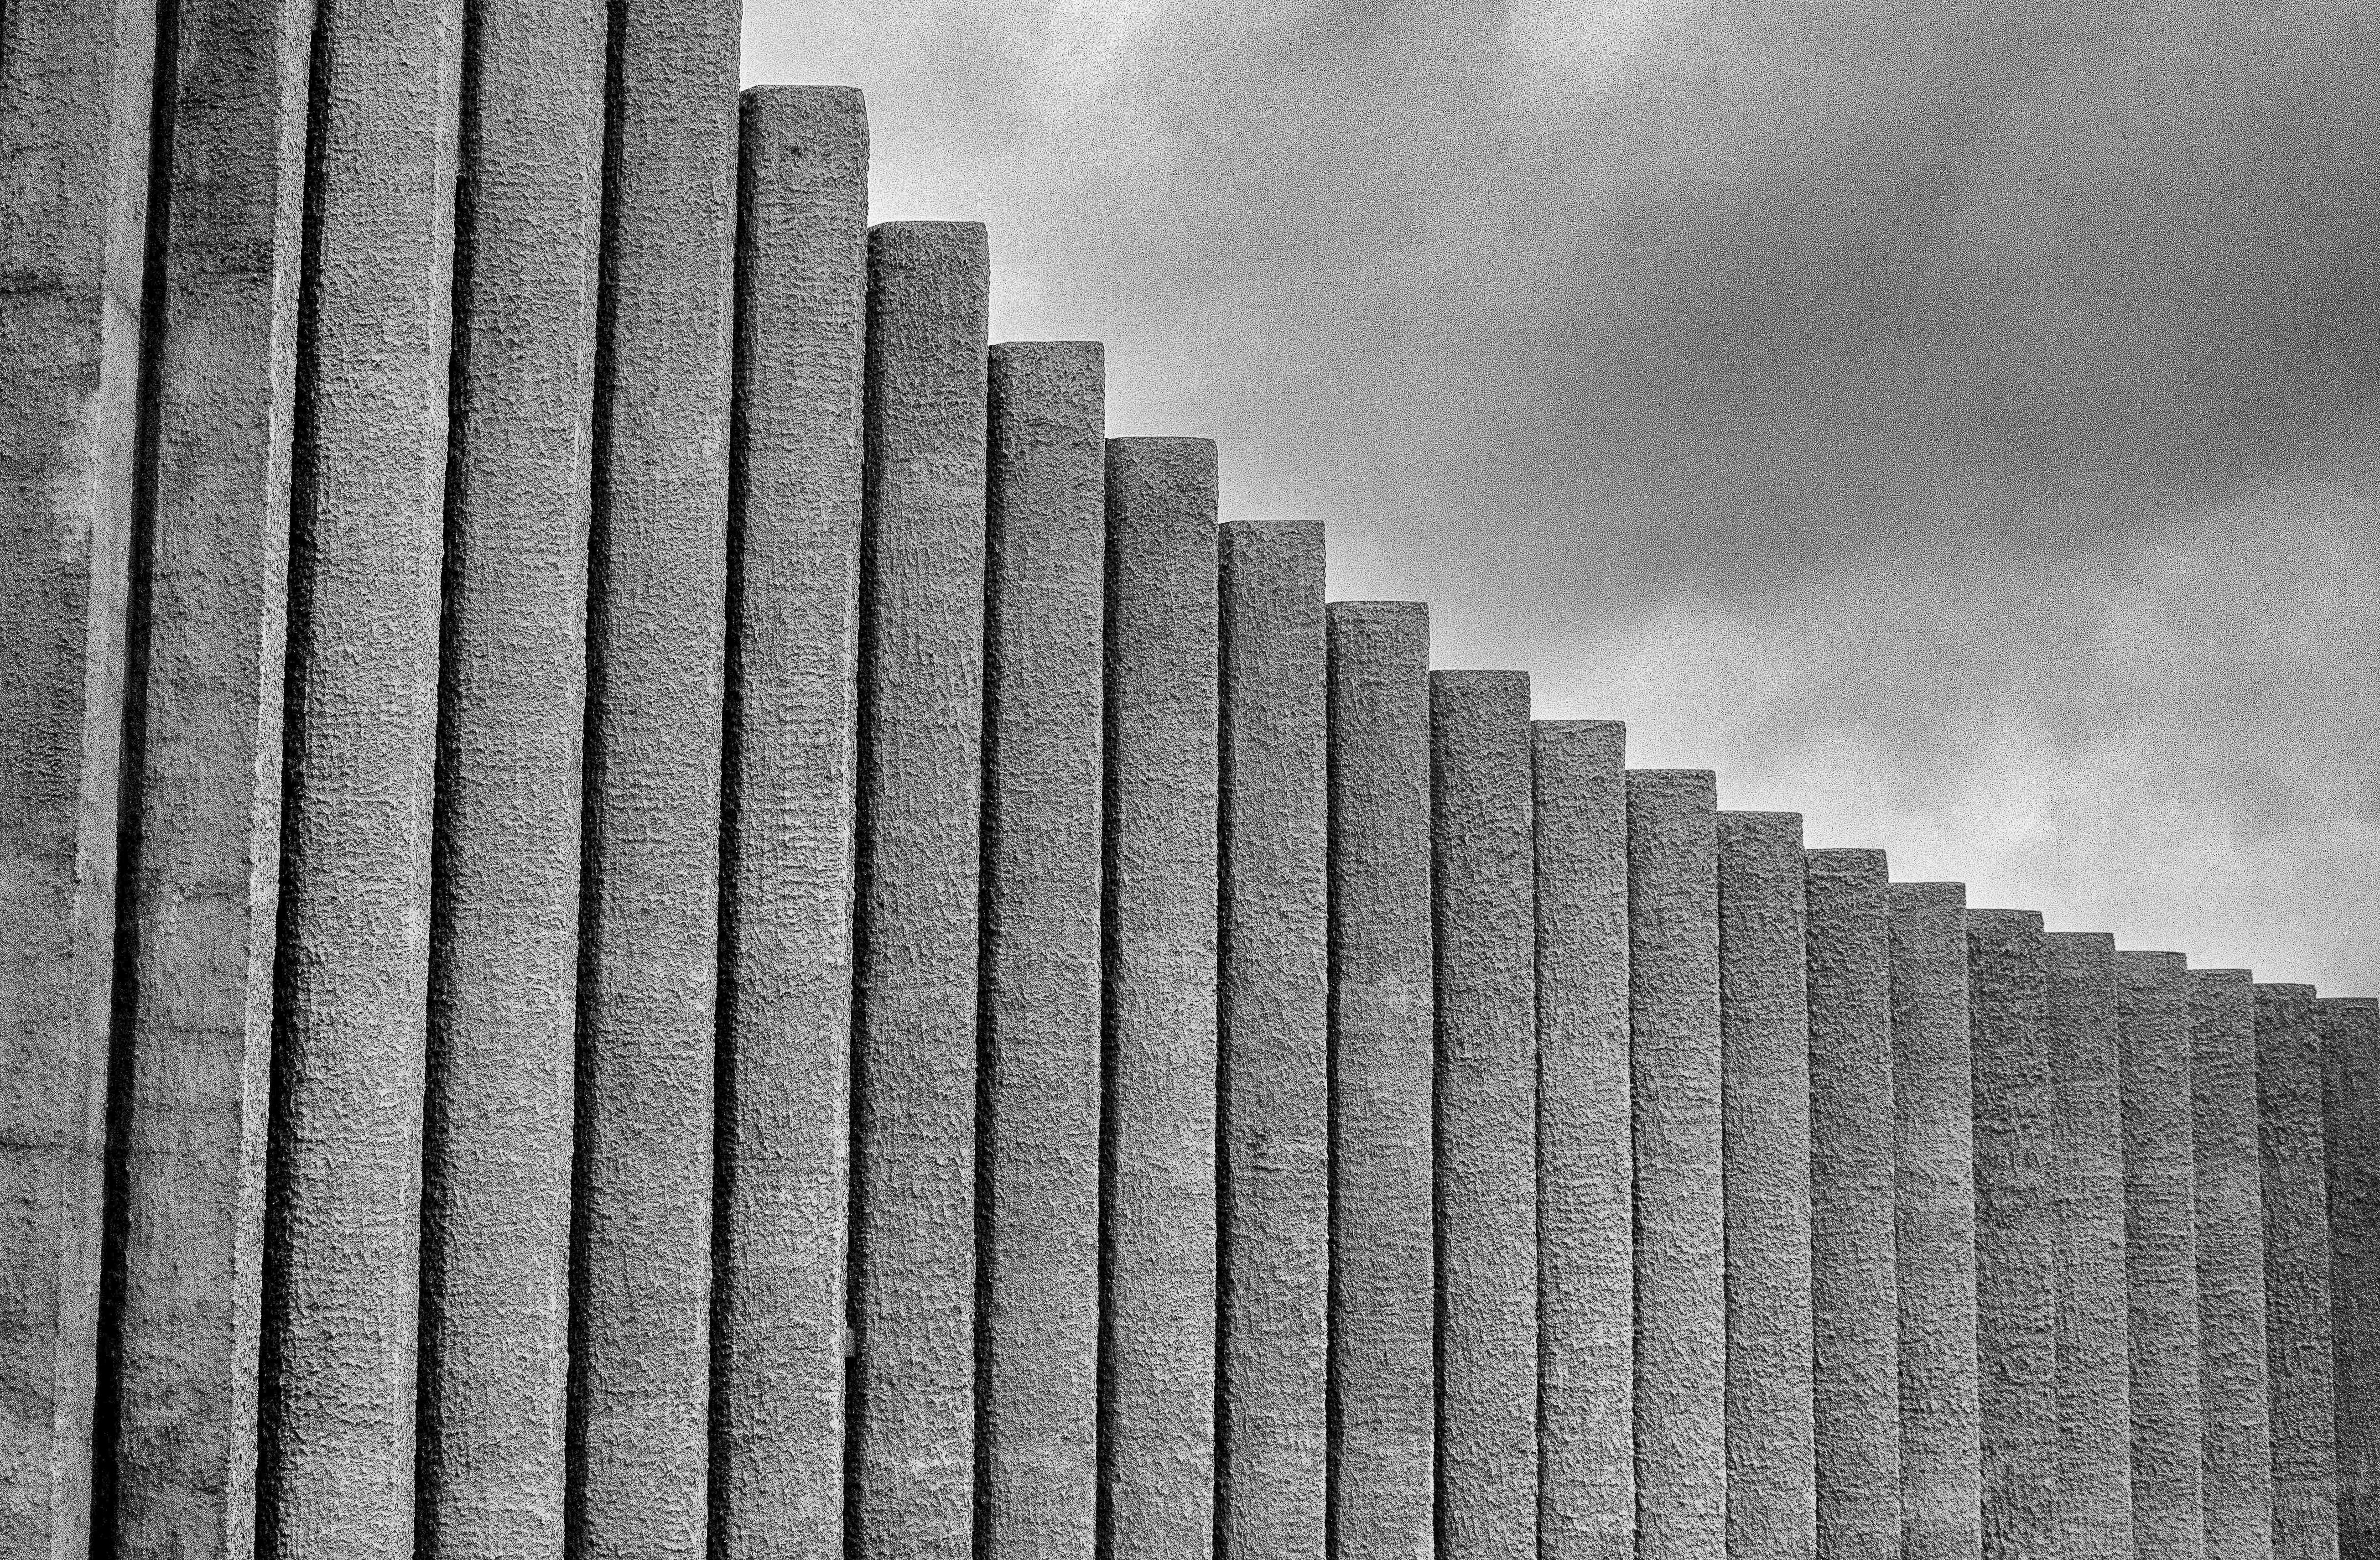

left=746, top=1, right=2380, bottom=993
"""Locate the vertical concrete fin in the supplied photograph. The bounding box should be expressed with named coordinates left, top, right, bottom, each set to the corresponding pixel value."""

left=1217, top=516, right=1328, bottom=1560
left=714, top=81, right=868, bottom=1560
left=1323, top=600, right=1434, bottom=1557
left=848, top=218, right=988, bottom=1560
left=980, top=338, right=1106, bottom=1560
left=2191, top=965, right=2274, bottom=1560
left=2319, top=996, right=2380, bottom=1555
left=2257, top=982, right=2338, bottom=1560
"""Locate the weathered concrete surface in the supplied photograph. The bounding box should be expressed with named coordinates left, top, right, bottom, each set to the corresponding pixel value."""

left=848, top=221, right=988, bottom=1560
left=1102, top=437, right=1220, bottom=1560
left=2257, top=983, right=2338, bottom=1560
left=104, top=1, right=306, bottom=1555
left=259, top=2, right=460, bottom=1555
left=1627, top=770, right=1722, bottom=1560
left=979, top=340, right=1105, bottom=1560
left=2192, top=967, right=2274, bottom=1560
left=714, top=85, right=868, bottom=1560
left=415, top=5, right=604, bottom=1555
left=1532, top=721, right=1632, bottom=1560
left=1888, top=882, right=1980, bottom=1560
left=569, top=5, right=738, bottom=1555
left=1804, top=849, right=1900, bottom=1560
left=1431, top=671, right=1538, bottom=1560
left=2041, top=933, right=2131, bottom=1557
left=0, top=1, right=153, bottom=1552
left=2321, top=997, right=2380, bottom=1557
left=1717, top=811, right=1813, bottom=1560
left=2116, top=951, right=2203, bottom=1556
left=1323, top=601, right=1434, bottom=1560
left=1216, top=517, right=1327, bottom=1560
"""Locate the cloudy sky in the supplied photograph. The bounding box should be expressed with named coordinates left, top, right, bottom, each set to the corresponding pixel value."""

left=746, top=1, right=2380, bottom=993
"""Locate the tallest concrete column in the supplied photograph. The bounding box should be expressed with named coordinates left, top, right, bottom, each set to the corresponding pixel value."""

left=0, top=2, right=155, bottom=1554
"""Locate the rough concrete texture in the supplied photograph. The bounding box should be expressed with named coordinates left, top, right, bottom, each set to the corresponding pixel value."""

left=568, top=5, right=739, bottom=1555
left=848, top=220, right=988, bottom=1560
left=1627, top=769, right=1723, bottom=1560
left=1804, top=849, right=1901, bottom=1560
left=2040, top=933, right=2132, bottom=1558
left=1966, top=910, right=2056, bottom=1560
left=1101, top=437, right=1221, bottom=1560
left=414, top=5, right=604, bottom=1555
left=1431, top=671, right=1539, bottom=1560
left=1718, top=811, right=1814, bottom=1560
left=103, top=1, right=306, bottom=1555
left=1532, top=721, right=1632, bottom=1560
left=1217, top=517, right=1328, bottom=1560
left=979, top=340, right=1106, bottom=1560
left=712, top=85, right=869, bottom=1560
left=2115, top=951, right=2204, bottom=1556
left=2192, top=967, right=2275, bottom=1560
left=2321, top=998, right=2380, bottom=1557
left=0, top=1, right=152, bottom=1552
left=2258, top=983, right=2338, bottom=1560
left=1888, top=882, right=1980, bottom=1560
left=258, top=2, right=460, bottom=1555
left=1323, top=601, right=1435, bottom=1560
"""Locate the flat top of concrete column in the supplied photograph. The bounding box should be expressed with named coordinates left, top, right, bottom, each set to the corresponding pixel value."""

left=2115, top=949, right=2187, bottom=967
left=990, top=338, right=1104, bottom=359
left=2255, top=982, right=2319, bottom=997
left=868, top=219, right=987, bottom=249
left=742, top=83, right=866, bottom=106
left=2189, top=967, right=2254, bottom=980
left=1217, top=515, right=1323, bottom=541
left=1967, top=907, right=2044, bottom=930
left=1716, top=809, right=1802, bottom=829
left=1888, top=880, right=1967, bottom=908
left=1805, top=846, right=1886, bottom=870
left=1430, top=669, right=1528, bottom=692
left=2318, top=996, right=2380, bottom=1010
left=1627, top=768, right=1715, bottom=784
left=1107, top=435, right=1217, bottom=454
left=1530, top=720, right=1624, bottom=768
left=2044, top=930, right=2116, bottom=949
left=1325, top=599, right=1427, bottom=622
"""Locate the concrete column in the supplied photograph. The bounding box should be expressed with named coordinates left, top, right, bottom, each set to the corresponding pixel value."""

left=259, top=2, right=461, bottom=1555
left=979, top=339, right=1106, bottom=1560
left=848, top=220, right=989, bottom=1560
left=1217, top=517, right=1328, bottom=1560
left=1966, top=909, right=2054, bottom=1559
left=1628, top=769, right=1722, bottom=1560
left=2321, top=997, right=2380, bottom=1556
left=2115, top=951, right=2203, bottom=1556
left=714, top=85, right=870, bottom=1560
left=1324, top=601, right=1434, bottom=1560
left=1101, top=436, right=1220, bottom=1560
left=570, top=4, right=738, bottom=1555
left=1804, top=849, right=1900, bottom=1560
left=2258, top=983, right=2338, bottom=1560
left=1431, top=671, right=1538, bottom=1560
left=104, top=1, right=307, bottom=1555
left=2192, top=966, right=2273, bottom=1560
left=1889, top=881, right=1980, bottom=1560
left=1718, top=811, right=1814, bottom=1560
left=1532, top=721, right=1631, bottom=1560
left=0, top=1, right=153, bottom=1551
left=2041, top=933, right=2132, bottom=1556
left=415, top=4, right=605, bottom=1555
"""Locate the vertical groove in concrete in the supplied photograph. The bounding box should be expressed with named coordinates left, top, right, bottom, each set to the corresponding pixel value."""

left=2321, top=998, right=2380, bottom=1556
left=1627, top=769, right=1722, bottom=1560
left=1718, top=811, right=1813, bottom=1560
left=1100, top=436, right=1221, bottom=1560
left=2258, top=983, right=2338, bottom=1560
left=1324, top=601, right=1434, bottom=1560
left=1430, top=671, right=1538, bottom=1560
left=1217, top=517, right=1328, bottom=1560
left=2115, top=951, right=2203, bottom=1556
left=847, top=220, right=988, bottom=1560
left=1532, top=722, right=1632, bottom=1560
left=567, top=4, right=739, bottom=1555
left=0, top=0, right=154, bottom=1551
left=1889, top=881, right=1980, bottom=1560
left=2040, top=933, right=2132, bottom=1558
left=1804, top=849, right=1900, bottom=1560
left=416, top=2, right=605, bottom=1553
left=2192, top=967, right=2274, bottom=1560
left=1967, top=910, right=2054, bottom=1560
left=258, top=0, right=461, bottom=1554
left=105, top=0, right=308, bottom=1554
left=979, top=340, right=1106, bottom=1560
left=714, top=84, right=869, bottom=1560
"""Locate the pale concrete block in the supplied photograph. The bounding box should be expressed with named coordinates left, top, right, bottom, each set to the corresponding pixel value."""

left=2321, top=997, right=2380, bottom=1558
left=2258, top=983, right=2338, bottom=1560
left=2193, top=967, right=2274, bottom=1560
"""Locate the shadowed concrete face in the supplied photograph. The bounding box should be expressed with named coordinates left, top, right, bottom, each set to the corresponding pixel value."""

left=2192, top=966, right=2274, bottom=1560
left=2256, top=982, right=2339, bottom=1560
left=2321, top=997, right=2380, bottom=1555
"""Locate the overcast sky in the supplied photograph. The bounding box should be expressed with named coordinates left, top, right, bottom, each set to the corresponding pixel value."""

left=747, top=1, right=2380, bottom=993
